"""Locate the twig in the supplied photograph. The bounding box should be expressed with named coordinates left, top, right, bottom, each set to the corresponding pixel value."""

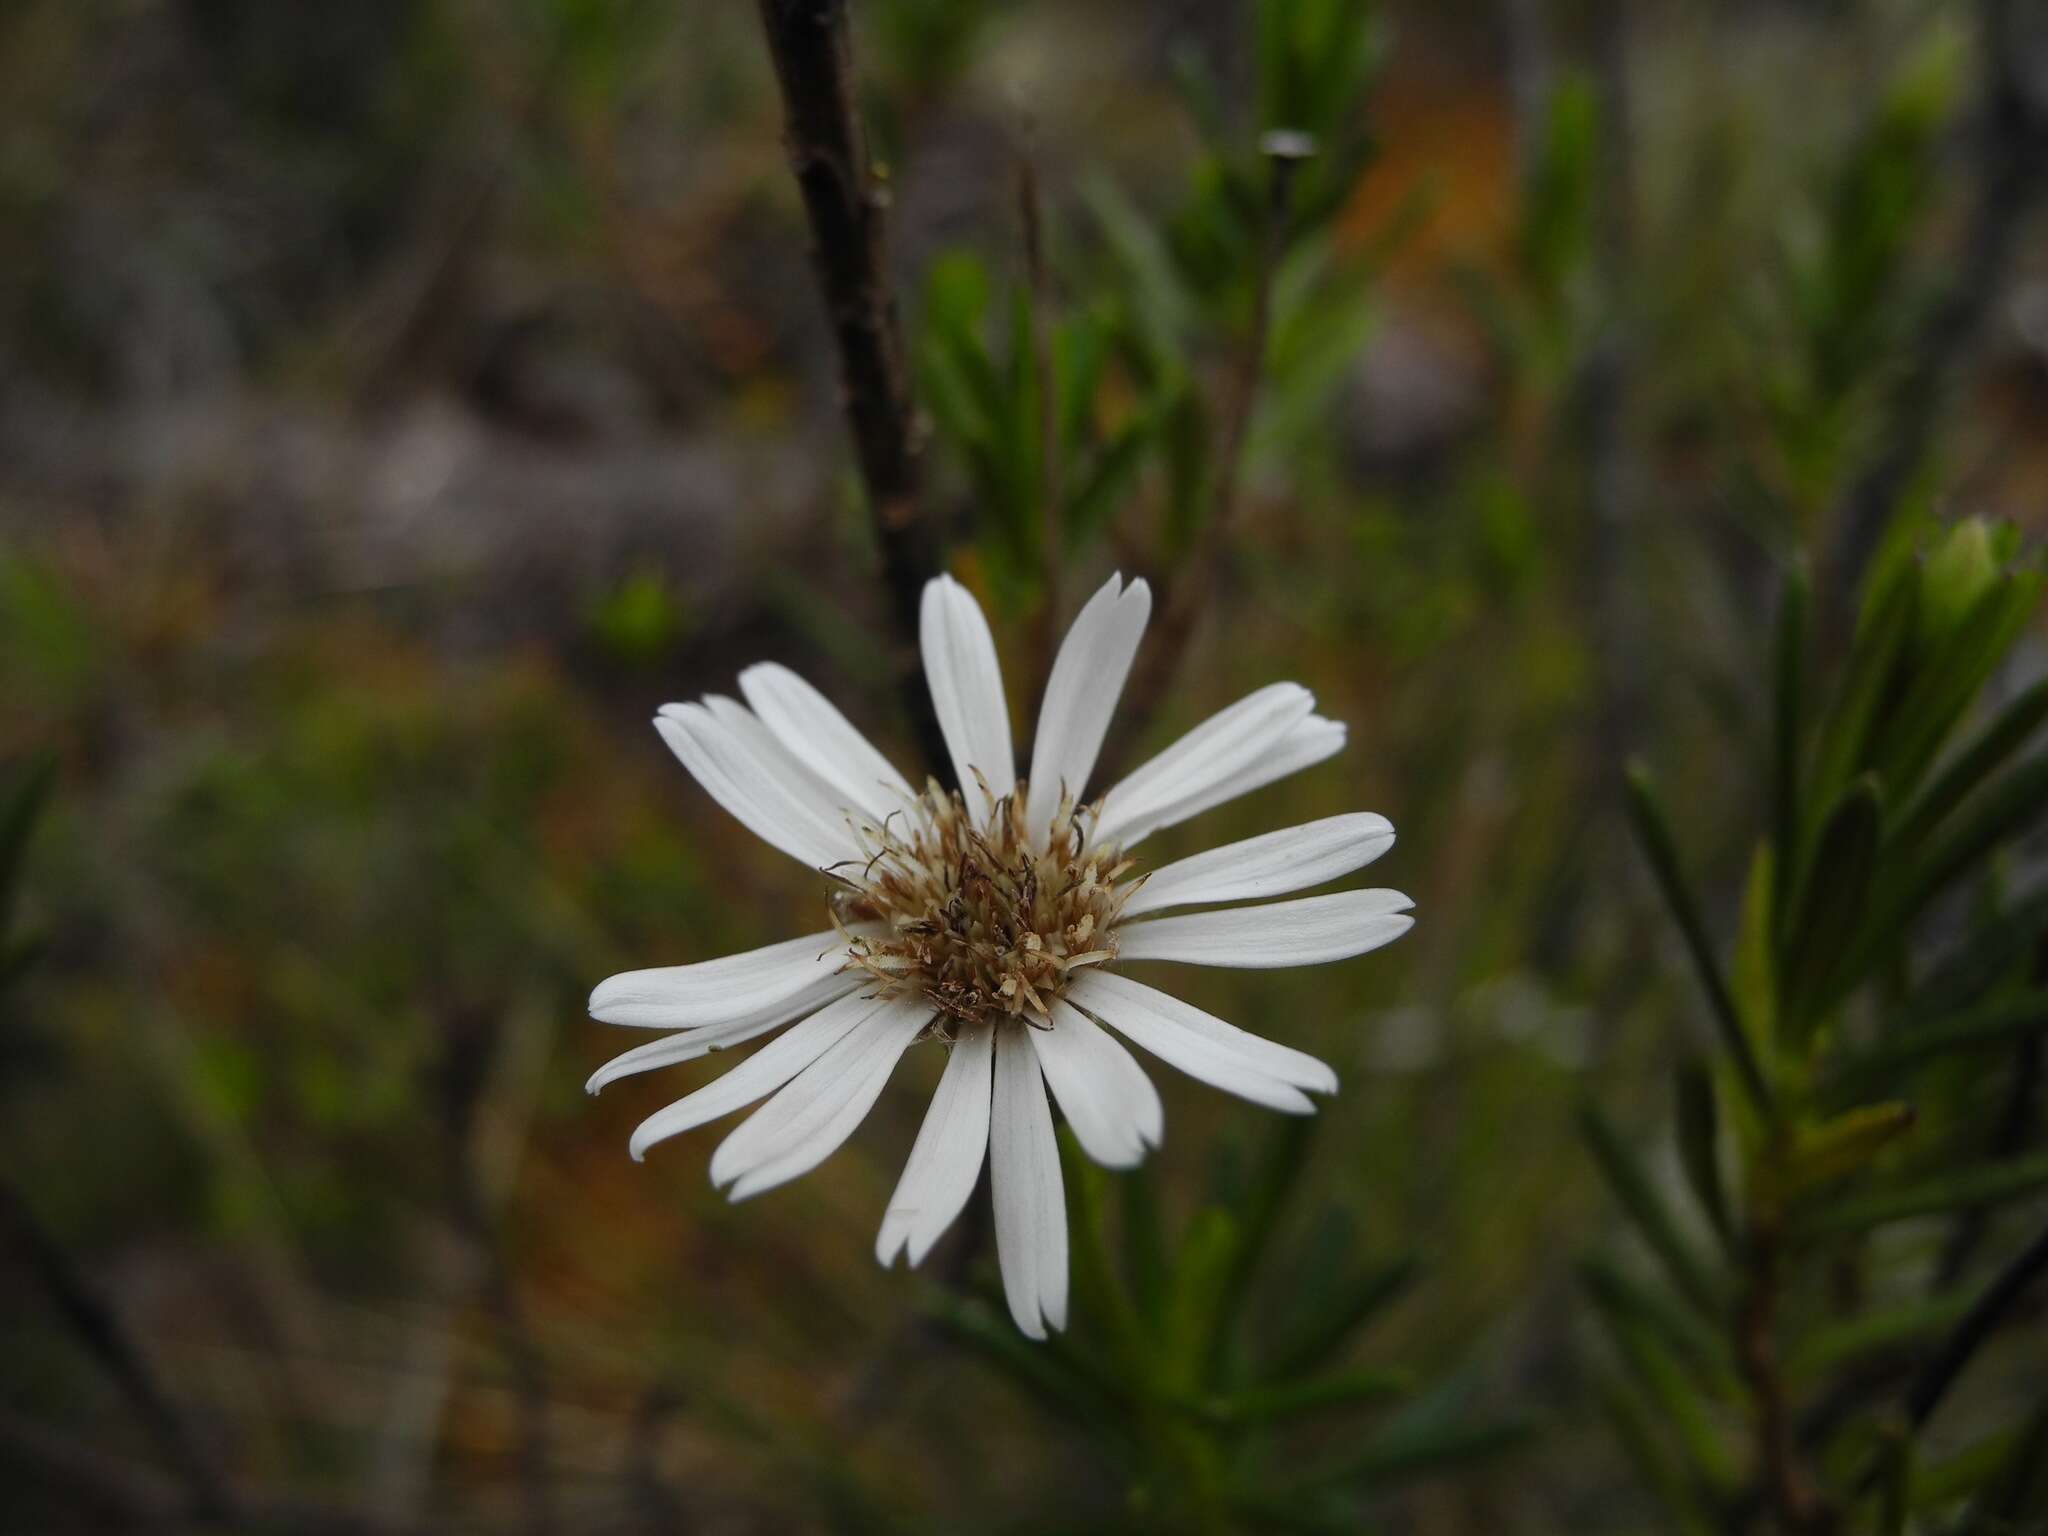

left=1823, top=0, right=2048, bottom=606
left=755, top=0, right=950, bottom=783
left=1106, top=148, right=1299, bottom=773
left=1736, top=1213, right=1832, bottom=1533
left=0, top=1176, right=239, bottom=1523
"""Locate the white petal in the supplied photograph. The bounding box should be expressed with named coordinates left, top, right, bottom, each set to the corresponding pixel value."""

left=711, top=999, right=929, bottom=1200
left=590, top=929, right=853, bottom=1029
left=701, top=694, right=866, bottom=847
left=587, top=974, right=862, bottom=1093
left=1118, top=888, right=1413, bottom=968
left=1092, top=683, right=1314, bottom=847
left=1069, top=969, right=1336, bottom=1095
left=1078, top=1004, right=1312, bottom=1113
left=1030, top=1002, right=1163, bottom=1169
left=876, top=1022, right=994, bottom=1268
left=1143, top=715, right=1348, bottom=840
left=920, top=576, right=1015, bottom=810
left=653, top=707, right=851, bottom=871
left=1025, top=574, right=1151, bottom=841
left=991, top=1025, right=1068, bottom=1339
left=1120, top=813, right=1395, bottom=917
left=738, top=662, right=915, bottom=825
left=628, top=989, right=891, bottom=1160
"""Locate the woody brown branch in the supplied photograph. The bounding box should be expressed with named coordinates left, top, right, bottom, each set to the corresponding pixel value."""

left=755, top=0, right=951, bottom=784
left=1738, top=1213, right=1834, bottom=1534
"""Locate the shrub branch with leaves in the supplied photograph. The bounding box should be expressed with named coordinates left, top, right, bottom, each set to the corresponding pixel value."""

left=1600, top=521, right=2048, bottom=1533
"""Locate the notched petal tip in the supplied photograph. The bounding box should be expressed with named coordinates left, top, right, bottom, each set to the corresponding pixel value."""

left=875, top=1225, right=906, bottom=1269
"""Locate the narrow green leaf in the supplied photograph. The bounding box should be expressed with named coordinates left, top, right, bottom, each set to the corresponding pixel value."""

left=1590, top=1297, right=1740, bottom=1490
left=1915, top=1429, right=2022, bottom=1513
left=1798, top=1150, right=2048, bottom=1236
left=1623, top=765, right=1772, bottom=1113
left=1082, top=174, right=1196, bottom=356
left=1065, top=417, right=1153, bottom=544
left=1183, top=1367, right=1412, bottom=1427
left=925, top=1289, right=1125, bottom=1437
left=1118, top=1158, right=1169, bottom=1326
left=1578, top=1102, right=1725, bottom=1318
left=920, top=250, right=991, bottom=339
left=1675, top=1061, right=1733, bottom=1250
left=1782, top=775, right=1884, bottom=1034
left=1856, top=754, right=2048, bottom=976
left=1960, top=1398, right=2048, bottom=1531
left=1294, top=1415, right=1529, bottom=1492
left=1579, top=1255, right=1738, bottom=1393
left=1901, top=884, right=2048, bottom=1026
left=1875, top=1427, right=1911, bottom=1536
left=1809, top=542, right=1919, bottom=814
left=1057, top=1132, right=1148, bottom=1380
left=1161, top=1207, right=1238, bottom=1392
left=1878, top=573, right=2041, bottom=800
left=1827, top=992, right=2048, bottom=1099
left=1785, top=1294, right=1972, bottom=1380
left=1206, top=1116, right=1316, bottom=1380
left=1053, top=310, right=1108, bottom=453
left=1892, top=675, right=2048, bottom=853
left=1263, top=1254, right=1417, bottom=1382
left=1784, top=1101, right=1916, bottom=1194
left=1731, top=846, right=1780, bottom=1060
left=1919, top=752, right=2048, bottom=890
left=1594, top=1375, right=1718, bottom=1536
left=1771, top=564, right=1810, bottom=933
left=0, top=754, right=57, bottom=936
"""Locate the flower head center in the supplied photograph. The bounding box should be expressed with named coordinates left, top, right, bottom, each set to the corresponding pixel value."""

left=831, top=781, right=1133, bottom=1038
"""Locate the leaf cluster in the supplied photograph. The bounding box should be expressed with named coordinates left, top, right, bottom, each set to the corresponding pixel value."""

left=912, top=0, right=1403, bottom=606
left=931, top=1118, right=1524, bottom=1533
left=1598, top=518, right=2048, bottom=1531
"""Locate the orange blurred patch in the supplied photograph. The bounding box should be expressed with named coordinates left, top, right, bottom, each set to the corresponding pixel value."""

left=1340, top=67, right=1516, bottom=288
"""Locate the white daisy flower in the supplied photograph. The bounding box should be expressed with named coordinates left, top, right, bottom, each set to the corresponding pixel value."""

left=589, top=572, right=1412, bottom=1338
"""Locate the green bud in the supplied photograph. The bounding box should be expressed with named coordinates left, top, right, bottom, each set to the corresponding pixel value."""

left=1917, top=518, right=2000, bottom=646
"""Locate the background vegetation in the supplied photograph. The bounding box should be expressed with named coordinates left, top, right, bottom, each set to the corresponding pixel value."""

left=2, top=0, right=2045, bottom=1530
